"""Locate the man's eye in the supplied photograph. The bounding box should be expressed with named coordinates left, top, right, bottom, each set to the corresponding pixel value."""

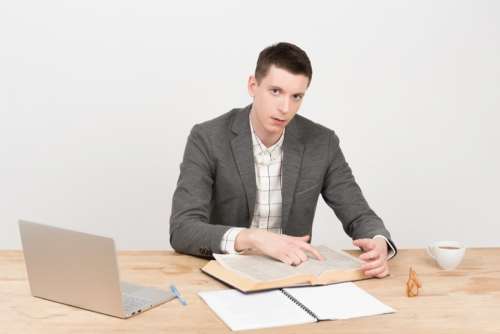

left=271, top=89, right=280, bottom=95
left=293, top=95, right=303, bottom=101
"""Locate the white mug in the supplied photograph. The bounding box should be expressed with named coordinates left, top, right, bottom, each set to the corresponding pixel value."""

left=426, top=241, right=466, bottom=271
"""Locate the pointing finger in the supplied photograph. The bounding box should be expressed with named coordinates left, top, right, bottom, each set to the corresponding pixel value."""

left=299, top=243, right=324, bottom=261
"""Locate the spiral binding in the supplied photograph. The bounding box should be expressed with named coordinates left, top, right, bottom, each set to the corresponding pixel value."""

left=280, top=289, right=320, bottom=321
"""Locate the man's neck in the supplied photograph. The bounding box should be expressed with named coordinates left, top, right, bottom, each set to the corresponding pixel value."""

left=249, top=110, right=283, bottom=148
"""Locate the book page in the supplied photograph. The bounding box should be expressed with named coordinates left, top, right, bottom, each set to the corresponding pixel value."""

left=213, top=245, right=362, bottom=282
left=213, top=252, right=298, bottom=281
left=199, top=289, right=316, bottom=331
left=284, top=282, right=395, bottom=320
left=294, top=246, right=362, bottom=276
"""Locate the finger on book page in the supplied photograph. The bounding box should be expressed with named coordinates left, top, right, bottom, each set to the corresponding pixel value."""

left=299, top=243, right=324, bottom=261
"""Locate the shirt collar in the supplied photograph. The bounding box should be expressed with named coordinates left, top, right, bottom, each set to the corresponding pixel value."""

left=249, top=115, right=285, bottom=155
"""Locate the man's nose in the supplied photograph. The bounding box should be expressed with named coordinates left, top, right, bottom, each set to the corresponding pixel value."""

left=279, top=96, right=290, bottom=113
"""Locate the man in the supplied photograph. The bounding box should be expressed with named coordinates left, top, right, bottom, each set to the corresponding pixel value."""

left=170, top=42, right=396, bottom=278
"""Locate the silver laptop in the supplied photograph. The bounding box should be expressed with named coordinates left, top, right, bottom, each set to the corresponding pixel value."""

left=18, top=220, right=175, bottom=318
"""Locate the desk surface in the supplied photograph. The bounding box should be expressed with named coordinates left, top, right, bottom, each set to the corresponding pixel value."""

left=1, top=248, right=499, bottom=333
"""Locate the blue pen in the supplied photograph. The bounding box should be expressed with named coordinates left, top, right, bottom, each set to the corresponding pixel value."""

left=170, top=284, right=188, bottom=306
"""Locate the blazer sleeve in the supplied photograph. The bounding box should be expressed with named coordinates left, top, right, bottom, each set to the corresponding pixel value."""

left=169, top=124, right=232, bottom=257
left=320, top=132, right=397, bottom=252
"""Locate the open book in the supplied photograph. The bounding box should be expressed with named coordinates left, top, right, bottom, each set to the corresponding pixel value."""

left=201, top=245, right=368, bottom=292
left=199, top=282, right=395, bottom=331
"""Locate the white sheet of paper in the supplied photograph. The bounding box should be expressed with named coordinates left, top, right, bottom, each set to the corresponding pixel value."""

left=199, top=289, right=316, bottom=331
left=284, top=282, right=396, bottom=320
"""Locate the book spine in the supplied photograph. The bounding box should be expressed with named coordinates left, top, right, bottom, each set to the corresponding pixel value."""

left=280, top=289, right=319, bottom=321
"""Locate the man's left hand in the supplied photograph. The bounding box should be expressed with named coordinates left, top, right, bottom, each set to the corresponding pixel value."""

left=353, top=238, right=390, bottom=278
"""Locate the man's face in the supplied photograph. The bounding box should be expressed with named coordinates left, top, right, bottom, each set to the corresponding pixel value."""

left=248, top=65, right=309, bottom=138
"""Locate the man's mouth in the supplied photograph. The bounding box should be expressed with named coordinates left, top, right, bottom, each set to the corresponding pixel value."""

left=271, top=117, right=286, bottom=123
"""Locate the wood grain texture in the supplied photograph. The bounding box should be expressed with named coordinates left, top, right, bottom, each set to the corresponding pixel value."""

left=1, top=249, right=499, bottom=333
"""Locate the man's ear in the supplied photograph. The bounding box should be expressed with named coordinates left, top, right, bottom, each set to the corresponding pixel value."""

left=247, top=75, right=257, bottom=97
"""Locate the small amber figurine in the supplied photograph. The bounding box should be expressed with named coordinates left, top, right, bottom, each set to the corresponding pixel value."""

left=406, top=267, right=422, bottom=297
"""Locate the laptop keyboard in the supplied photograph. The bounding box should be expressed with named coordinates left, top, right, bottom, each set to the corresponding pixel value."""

left=123, top=294, right=153, bottom=314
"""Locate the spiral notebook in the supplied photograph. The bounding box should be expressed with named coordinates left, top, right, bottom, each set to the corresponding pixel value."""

left=199, top=282, right=395, bottom=331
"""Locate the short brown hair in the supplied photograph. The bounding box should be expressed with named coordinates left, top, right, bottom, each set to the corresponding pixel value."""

left=255, top=42, right=313, bottom=86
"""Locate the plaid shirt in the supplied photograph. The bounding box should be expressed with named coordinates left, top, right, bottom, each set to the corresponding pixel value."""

left=220, top=117, right=284, bottom=253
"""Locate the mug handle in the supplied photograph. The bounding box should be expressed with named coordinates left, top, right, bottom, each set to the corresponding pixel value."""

left=426, top=246, right=435, bottom=259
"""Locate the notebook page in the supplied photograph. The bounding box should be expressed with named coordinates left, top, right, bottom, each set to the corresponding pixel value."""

left=284, top=282, right=395, bottom=320
left=199, top=289, right=316, bottom=331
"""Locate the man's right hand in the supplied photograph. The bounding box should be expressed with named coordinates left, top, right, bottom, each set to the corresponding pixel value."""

left=234, top=229, right=324, bottom=266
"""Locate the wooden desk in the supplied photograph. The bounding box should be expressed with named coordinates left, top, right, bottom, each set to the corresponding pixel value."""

left=1, top=249, right=499, bottom=333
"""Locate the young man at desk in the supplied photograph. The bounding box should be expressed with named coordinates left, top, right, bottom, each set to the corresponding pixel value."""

left=170, top=42, right=397, bottom=278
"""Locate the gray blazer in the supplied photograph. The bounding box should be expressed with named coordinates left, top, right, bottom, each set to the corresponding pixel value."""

left=169, top=105, right=396, bottom=258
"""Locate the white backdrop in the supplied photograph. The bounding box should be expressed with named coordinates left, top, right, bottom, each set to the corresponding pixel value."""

left=1, top=1, right=499, bottom=250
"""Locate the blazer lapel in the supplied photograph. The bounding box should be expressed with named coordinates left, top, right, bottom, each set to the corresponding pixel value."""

left=281, top=119, right=304, bottom=232
left=230, top=105, right=256, bottom=225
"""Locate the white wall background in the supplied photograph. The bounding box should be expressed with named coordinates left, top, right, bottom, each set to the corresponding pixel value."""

left=1, top=1, right=499, bottom=250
